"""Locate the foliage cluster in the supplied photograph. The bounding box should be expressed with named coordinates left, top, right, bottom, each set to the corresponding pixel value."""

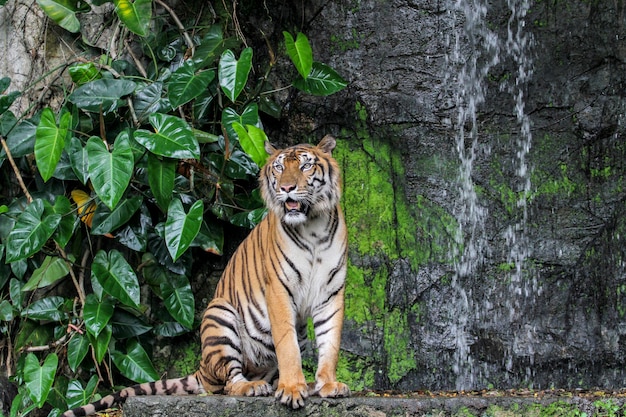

left=0, top=1, right=346, bottom=416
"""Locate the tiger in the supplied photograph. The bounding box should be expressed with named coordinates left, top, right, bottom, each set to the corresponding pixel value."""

left=62, top=135, right=350, bottom=416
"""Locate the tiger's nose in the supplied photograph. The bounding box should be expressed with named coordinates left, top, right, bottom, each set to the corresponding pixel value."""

left=280, top=184, right=296, bottom=193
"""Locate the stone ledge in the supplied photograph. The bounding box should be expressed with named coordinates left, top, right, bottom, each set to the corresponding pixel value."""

left=123, top=394, right=602, bottom=417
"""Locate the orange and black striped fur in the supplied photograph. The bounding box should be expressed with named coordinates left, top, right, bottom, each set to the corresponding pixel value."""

left=62, top=135, right=349, bottom=416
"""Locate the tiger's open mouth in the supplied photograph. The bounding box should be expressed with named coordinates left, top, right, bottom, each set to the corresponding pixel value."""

left=285, top=198, right=303, bottom=213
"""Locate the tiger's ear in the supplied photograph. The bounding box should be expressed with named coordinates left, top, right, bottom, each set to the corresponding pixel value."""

left=317, top=135, right=336, bottom=154
left=264, top=141, right=277, bottom=155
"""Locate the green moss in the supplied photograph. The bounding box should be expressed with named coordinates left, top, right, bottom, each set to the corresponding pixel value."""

left=153, top=337, right=199, bottom=377
left=384, top=308, right=416, bottom=384
left=332, top=101, right=460, bottom=388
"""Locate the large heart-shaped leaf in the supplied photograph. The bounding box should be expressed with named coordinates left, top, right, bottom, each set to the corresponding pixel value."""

left=193, top=24, right=226, bottom=67
left=111, top=340, right=159, bottom=383
left=83, top=293, right=115, bottom=338
left=133, top=82, right=169, bottom=122
left=68, top=62, right=101, bottom=85
left=92, top=249, right=140, bottom=308
left=165, top=199, right=203, bottom=261
left=1, top=117, right=37, bottom=161
left=36, top=0, right=81, bottom=32
left=147, top=153, right=176, bottom=211
left=35, top=108, right=70, bottom=182
left=293, top=62, right=348, bottom=96
left=20, top=296, right=66, bottom=322
left=5, top=199, right=61, bottom=263
left=91, top=196, right=142, bottom=235
left=221, top=103, right=259, bottom=143
left=87, top=136, right=134, bottom=210
left=67, top=333, right=90, bottom=372
left=160, top=274, right=194, bottom=329
left=66, top=375, right=98, bottom=408
left=283, top=32, right=313, bottom=80
left=68, top=79, right=136, bottom=114
left=110, top=309, right=152, bottom=339
left=88, top=324, right=112, bottom=363
left=232, top=123, right=269, bottom=167
left=21, top=256, right=70, bottom=291
left=114, top=0, right=152, bottom=37
left=168, top=61, right=215, bottom=108
left=52, top=195, right=76, bottom=247
left=24, top=353, right=58, bottom=408
left=134, top=113, right=199, bottom=159
left=68, top=137, right=89, bottom=184
left=218, top=48, right=253, bottom=102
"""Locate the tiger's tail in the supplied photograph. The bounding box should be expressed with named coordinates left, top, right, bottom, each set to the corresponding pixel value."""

left=62, top=374, right=205, bottom=417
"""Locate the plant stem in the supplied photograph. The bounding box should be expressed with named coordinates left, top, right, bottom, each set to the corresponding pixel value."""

left=0, top=136, right=33, bottom=203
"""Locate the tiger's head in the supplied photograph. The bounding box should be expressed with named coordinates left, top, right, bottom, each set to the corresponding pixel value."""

left=261, top=135, right=341, bottom=226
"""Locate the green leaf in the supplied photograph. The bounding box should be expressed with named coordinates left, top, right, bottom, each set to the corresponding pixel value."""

left=21, top=296, right=66, bottom=322
left=114, top=0, right=152, bottom=37
left=87, top=136, right=134, bottom=210
left=52, top=195, right=76, bottom=247
left=293, top=62, right=348, bottom=96
left=283, top=32, right=313, bottom=80
left=230, top=207, right=267, bottom=229
left=193, top=24, right=225, bottom=67
left=66, top=375, right=98, bottom=409
left=68, top=137, right=89, bottom=184
left=154, top=321, right=188, bottom=337
left=134, top=113, right=200, bottom=159
left=68, top=78, right=136, bottom=114
left=67, top=333, right=90, bottom=372
left=36, top=0, right=81, bottom=32
left=221, top=103, right=259, bottom=143
left=165, top=199, right=204, bottom=261
left=91, top=196, right=142, bottom=235
left=24, top=353, right=58, bottom=408
left=1, top=117, right=37, bottom=160
left=88, top=324, right=112, bottom=363
left=111, top=339, right=159, bottom=383
left=168, top=61, right=215, bottom=108
left=133, top=82, right=169, bottom=122
left=0, top=77, right=9, bottom=93
left=218, top=48, right=253, bottom=102
left=110, top=309, right=152, bottom=339
left=0, top=91, right=20, bottom=115
left=21, top=256, right=70, bottom=291
left=232, top=123, right=269, bottom=167
left=68, top=62, right=101, bottom=85
left=160, top=274, right=194, bottom=329
left=83, top=293, right=115, bottom=338
left=147, top=153, right=176, bottom=211
left=193, top=220, right=223, bottom=255
left=0, top=300, right=14, bottom=321
left=10, top=278, right=24, bottom=310
left=35, top=108, right=70, bottom=182
left=92, top=249, right=140, bottom=308
left=14, top=320, right=54, bottom=351
left=5, top=199, right=62, bottom=263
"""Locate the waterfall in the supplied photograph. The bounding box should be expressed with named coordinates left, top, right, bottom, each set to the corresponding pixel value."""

left=448, top=0, right=535, bottom=390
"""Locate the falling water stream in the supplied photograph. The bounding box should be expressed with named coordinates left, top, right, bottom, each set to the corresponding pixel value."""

left=448, top=0, right=535, bottom=389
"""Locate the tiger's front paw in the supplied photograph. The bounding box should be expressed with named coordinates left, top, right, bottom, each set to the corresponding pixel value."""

left=315, top=381, right=351, bottom=398
left=275, top=381, right=309, bottom=409
left=226, top=380, right=273, bottom=397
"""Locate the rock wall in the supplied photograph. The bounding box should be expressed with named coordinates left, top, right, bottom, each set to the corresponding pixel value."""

left=245, top=0, right=626, bottom=390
